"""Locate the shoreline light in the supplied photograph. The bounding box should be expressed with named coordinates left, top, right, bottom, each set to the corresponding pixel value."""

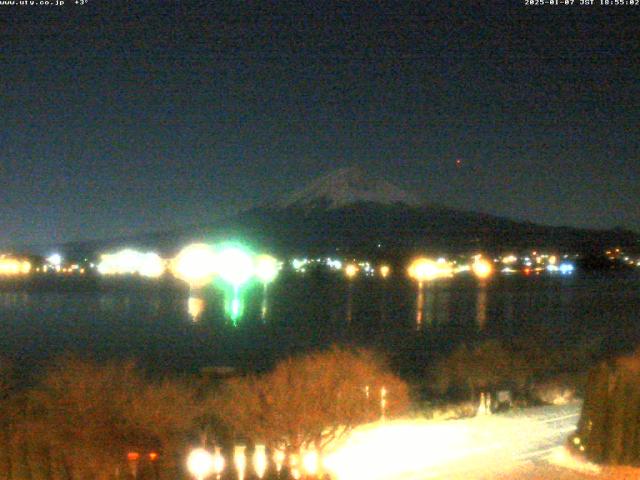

left=0, top=256, right=31, bottom=276
left=408, top=257, right=452, bottom=283
left=345, top=263, right=359, bottom=279
left=97, top=249, right=166, bottom=278
left=173, top=243, right=218, bottom=287
left=255, top=254, right=279, bottom=284
left=471, top=256, right=493, bottom=280
left=379, top=264, right=391, bottom=279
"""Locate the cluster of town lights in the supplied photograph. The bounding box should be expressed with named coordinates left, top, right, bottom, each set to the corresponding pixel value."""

left=174, top=244, right=279, bottom=324
left=1, top=246, right=585, bottom=281
left=94, top=243, right=280, bottom=324
left=52, top=244, right=581, bottom=327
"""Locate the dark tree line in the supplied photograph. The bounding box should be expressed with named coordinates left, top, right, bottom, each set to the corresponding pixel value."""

left=576, top=347, right=640, bottom=466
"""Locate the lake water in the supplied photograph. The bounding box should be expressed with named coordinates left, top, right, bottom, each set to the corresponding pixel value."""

left=1, top=271, right=639, bottom=376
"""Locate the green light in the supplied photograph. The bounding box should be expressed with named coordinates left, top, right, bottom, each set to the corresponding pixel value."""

left=224, top=286, right=244, bottom=326
left=231, top=296, right=240, bottom=319
left=214, top=245, right=254, bottom=325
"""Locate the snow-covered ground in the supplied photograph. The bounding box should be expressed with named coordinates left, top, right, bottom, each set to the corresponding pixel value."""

left=323, top=402, right=583, bottom=480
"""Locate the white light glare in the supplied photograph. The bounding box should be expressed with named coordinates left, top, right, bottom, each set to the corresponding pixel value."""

left=47, top=254, right=62, bottom=266
left=186, top=448, right=214, bottom=480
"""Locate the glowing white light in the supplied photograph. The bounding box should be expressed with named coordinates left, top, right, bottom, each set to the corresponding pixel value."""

left=301, top=449, right=319, bottom=476
left=254, top=255, right=279, bottom=284
left=173, top=244, right=218, bottom=287
left=345, top=263, right=359, bottom=279
left=292, top=258, right=309, bottom=271
left=408, top=258, right=452, bottom=282
left=187, top=448, right=214, bottom=480
left=327, top=258, right=343, bottom=270
left=289, top=453, right=301, bottom=480
left=253, top=444, right=267, bottom=479
left=234, top=445, right=247, bottom=480
left=559, top=263, right=574, bottom=274
left=471, top=256, right=493, bottom=280
left=502, top=255, right=518, bottom=264
left=273, top=447, right=286, bottom=474
left=0, top=256, right=31, bottom=275
left=217, top=248, right=254, bottom=288
left=212, top=447, right=224, bottom=478
left=139, top=252, right=165, bottom=278
left=97, top=249, right=165, bottom=278
left=47, top=254, right=62, bottom=266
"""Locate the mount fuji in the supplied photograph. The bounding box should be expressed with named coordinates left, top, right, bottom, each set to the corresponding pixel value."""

left=276, top=166, right=423, bottom=209
left=206, top=167, right=637, bottom=257
left=45, top=167, right=639, bottom=260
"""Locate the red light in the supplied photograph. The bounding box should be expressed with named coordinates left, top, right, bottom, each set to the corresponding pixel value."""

left=127, top=452, right=140, bottom=461
left=523, top=268, right=531, bottom=276
left=149, top=452, right=159, bottom=461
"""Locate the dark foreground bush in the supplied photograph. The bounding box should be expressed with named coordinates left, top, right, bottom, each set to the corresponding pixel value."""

left=575, top=347, right=640, bottom=466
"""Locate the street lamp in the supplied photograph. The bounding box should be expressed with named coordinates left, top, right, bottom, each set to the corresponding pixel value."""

left=127, top=451, right=140, bottom=479
left=213, top=447, right=225, bottom=480
left=380, top=386, right=387, bottom=421
left=289, top=453, right=301, bottom=480
left=187, top=448, right=215, bottom=480
left=253, top=444, right=268, bottom=479
left=302, top=449, right=319, bottom=477
left=234, top=445, right=247, bottom=480
left=273, top=447, right=286, bottom=477
left=255, top=254, right=279, bottom=321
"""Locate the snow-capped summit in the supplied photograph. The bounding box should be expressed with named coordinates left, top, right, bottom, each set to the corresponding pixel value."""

left=278, top=166, right=423, bottom=209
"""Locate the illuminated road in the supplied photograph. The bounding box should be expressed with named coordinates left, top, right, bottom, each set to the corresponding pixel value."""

left=324, top=403, right=581, bottom=480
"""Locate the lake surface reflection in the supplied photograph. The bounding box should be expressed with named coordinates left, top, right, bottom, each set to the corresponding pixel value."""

left=0, top=272, right=638, bottom=374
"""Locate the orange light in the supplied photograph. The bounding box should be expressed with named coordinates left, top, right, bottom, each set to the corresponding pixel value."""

left=471, top=256, right=493, bottom=280
left=345, top=263, right=359, bottom=279
left=127, top=452, right=140, bottom=461
left=149, top=452, right=159, bottom=461
left=408, top=257, right=453, bottom=283
left=379, top=265, right=390, bottom=279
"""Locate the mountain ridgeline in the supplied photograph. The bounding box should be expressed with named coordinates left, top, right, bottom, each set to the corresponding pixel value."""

left=48, top=167, right=640, bottom=260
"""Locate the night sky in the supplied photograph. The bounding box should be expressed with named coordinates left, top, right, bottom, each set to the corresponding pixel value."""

left=1, top=1, right=639, bottom=247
